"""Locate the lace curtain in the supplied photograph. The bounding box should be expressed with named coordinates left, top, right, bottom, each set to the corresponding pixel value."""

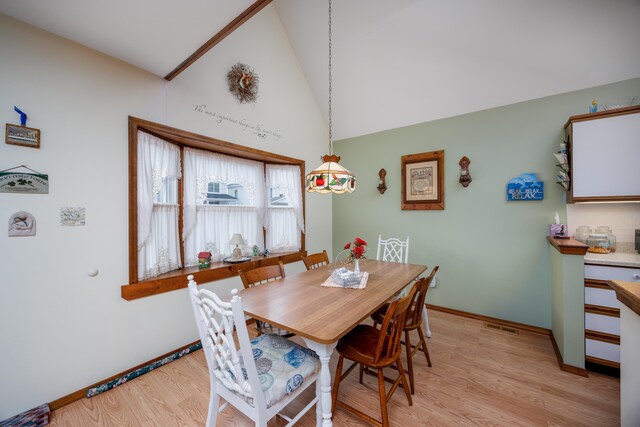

left=183, top=147, right=265, bottom=265
left=137, top=131, right=182, bottom=280
left=265, top=164, right=304, bottom=252
left=138, top=205, right=182, bottom=280
left=183, top=206, right=262, bottom=264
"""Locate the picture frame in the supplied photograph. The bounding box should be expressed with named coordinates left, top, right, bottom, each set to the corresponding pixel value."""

left=6, top=123, right=40, bottom=148
left=401, top=150, right=444, bottom=210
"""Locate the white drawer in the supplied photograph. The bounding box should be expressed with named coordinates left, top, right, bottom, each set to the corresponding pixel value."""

left=584, top=264, right=640, bottom=282
left=585, top=313, right=620, bottom=335
left=586, top=339, right=620, bottom=363
left=584, top=287, right=620, bottom=309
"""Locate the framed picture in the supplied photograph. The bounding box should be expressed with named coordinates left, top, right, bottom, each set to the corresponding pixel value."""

left=6, top=124, right=40, bottom=148
left=401, top=150, right=444, bottom=210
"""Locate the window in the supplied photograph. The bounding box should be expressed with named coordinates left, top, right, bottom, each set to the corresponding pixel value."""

left=269, top=188, right=289, bottom=206
left=204, top=181, right=250, bottom=206
left=124, top=117, right=306, bottom=300
left=265, top=164, right=304, bottom=253
left=207, top=181, right=221, bottom=193
left=183, top=147, right=265, bottom=264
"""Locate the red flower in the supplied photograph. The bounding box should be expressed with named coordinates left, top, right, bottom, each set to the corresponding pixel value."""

left=343, top=242, right=351, bottom=250
left=353, top=245, right=365, bottom=258
left=354, top=237, right=367, bottom=246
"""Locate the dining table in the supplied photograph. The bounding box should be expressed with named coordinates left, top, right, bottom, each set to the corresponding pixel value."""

left=239, top=259, right=427, bottom=427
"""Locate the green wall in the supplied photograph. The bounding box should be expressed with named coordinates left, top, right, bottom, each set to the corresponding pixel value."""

left=333, top=78, right=640, bottom=328
left=550, top=247, right=585, bottom=367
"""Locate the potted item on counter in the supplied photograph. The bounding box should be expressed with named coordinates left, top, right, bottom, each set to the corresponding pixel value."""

left=574, top=226, right=592, bottom=243
left=595, top=226, right=616, bottom=253
left=586, top=234, right=610, bottom=254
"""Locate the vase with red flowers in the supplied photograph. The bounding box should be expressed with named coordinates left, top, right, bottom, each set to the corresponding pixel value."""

left=343, top=237, right=368, bottom=274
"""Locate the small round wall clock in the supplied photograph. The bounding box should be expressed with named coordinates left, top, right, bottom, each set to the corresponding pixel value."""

left=227, top=63, right=259, bottom=104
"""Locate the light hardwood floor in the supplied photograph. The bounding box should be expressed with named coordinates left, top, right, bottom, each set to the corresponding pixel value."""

left=49, top=311, right=619, bottom=426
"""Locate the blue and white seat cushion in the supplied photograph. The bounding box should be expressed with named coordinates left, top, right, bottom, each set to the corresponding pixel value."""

left=228, top=334, right=320, bottom=408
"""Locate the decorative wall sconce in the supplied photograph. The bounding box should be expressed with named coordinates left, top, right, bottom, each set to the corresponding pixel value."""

left=459, top=156, right=472, bottom=187
left=377, top=168, right=387, bottom=194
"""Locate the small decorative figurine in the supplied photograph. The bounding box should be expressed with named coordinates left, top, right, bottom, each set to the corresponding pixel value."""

left=377, top=168, right=387, bottom=194
left=252, top=245, right=259, bottom=257
left=260, top=249, right=269, bottom=258
left=589, top=99, right=598, bottom=113
left=198, top=251, right=212, bottom=268
left=459, top=156, right=472, bottom=187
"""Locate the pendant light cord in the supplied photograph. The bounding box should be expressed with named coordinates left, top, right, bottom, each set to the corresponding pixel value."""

left=328, top=0, right=333, bottom=155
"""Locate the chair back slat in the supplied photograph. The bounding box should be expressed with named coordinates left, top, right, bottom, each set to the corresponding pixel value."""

left=376, top=235, right=410, bottom=264
left=239, top=262, right=285, bottom=289
left=187, top=276, right=266, bottom=409
left=406, top=266, right=439, bottom=328
left=373, top=284, right=418, bottom=364
left=302, top=250, right=330, bottom=270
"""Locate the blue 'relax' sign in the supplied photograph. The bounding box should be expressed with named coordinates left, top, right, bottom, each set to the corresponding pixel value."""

left=507, top=173, right=544, bottom=201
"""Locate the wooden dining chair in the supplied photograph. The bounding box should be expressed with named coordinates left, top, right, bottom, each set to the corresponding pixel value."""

left=371, top=266, right=439, bottom=395
left=301, top=250, right=330, bottom=270
left=331, top=284, right=418, bottom=427
left=239, top=262, right=293, bottom=337
left=187, top=275, right=321, bottom=427
left=239, top=261, right=286, bottom=289
left=376, top=234, right=435, bottom=339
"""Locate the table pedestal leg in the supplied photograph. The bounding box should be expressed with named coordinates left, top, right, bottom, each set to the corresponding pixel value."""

left=303, top=339, right=337, bottom=427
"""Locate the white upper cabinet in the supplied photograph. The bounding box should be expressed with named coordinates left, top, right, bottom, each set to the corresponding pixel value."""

left=565, top=106, right=640, bottom=203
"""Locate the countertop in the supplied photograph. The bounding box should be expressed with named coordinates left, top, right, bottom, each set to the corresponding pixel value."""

left=584, top=249, right=640, bottom=268
left=547, top=237, right=588, bottom=255
left=609, top=280, right=640, bottom=316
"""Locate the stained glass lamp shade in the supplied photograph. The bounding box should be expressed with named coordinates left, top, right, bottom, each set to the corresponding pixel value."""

left=306, top=154, right=356, bottom=194
left=305, top=0, right=355, bottom=195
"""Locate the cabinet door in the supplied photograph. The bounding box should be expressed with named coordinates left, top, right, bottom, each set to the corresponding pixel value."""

left=572, top=112, right=640, bottom=199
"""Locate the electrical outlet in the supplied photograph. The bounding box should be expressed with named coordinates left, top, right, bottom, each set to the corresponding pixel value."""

left=429, top=276, right=437, bottom=288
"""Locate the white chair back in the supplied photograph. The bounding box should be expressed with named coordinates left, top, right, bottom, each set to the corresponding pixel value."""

left=376, top=235, right=410, bottom=263
left=187, top=275, right=267, bottom=411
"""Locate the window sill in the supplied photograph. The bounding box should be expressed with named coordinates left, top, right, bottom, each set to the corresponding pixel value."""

left=121, top=250, right=307, bottom=301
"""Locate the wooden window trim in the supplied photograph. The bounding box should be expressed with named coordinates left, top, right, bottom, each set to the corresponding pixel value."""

left=123, top=116, right=306, bottom=300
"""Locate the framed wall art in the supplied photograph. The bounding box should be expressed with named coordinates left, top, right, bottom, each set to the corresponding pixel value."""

left=401, top=150, right=444, bottom=210
left=6, top=123, right=40, bottom=148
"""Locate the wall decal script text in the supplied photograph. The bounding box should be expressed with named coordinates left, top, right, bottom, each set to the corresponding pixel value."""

left=194, top=104, right=284, bottom=141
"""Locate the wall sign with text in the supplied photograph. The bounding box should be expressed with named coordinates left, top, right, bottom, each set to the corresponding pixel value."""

left=507, top=173, right=544, bottom=201
left=0, top=172, right=49, bottom=194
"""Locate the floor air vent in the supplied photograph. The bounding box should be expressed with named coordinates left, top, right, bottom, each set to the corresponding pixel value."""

left=485, top=322, right=519, bottom=335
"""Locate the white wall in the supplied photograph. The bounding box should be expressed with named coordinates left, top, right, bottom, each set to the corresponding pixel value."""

left=0, top=6, right=331, bottom=419
left=567, top=203, right=640, bottom=244
left=620, top=304, right=640, bottom=427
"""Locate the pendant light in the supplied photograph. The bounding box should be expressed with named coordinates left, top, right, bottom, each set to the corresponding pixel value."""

left=306, top=0, right=356, bottom=194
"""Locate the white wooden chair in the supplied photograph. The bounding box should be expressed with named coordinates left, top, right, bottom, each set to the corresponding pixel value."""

left=187, top=275, right=321, bottom=426
left=376, top=235, right=434, bottom=338
left=376, top=235, right=410, bottom=264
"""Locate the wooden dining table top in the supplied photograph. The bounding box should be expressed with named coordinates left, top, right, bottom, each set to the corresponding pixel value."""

left=239, top=260, right=427, bottom=344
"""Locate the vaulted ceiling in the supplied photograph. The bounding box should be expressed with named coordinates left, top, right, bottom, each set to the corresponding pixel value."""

left=1, top=0, right=639, bottom=140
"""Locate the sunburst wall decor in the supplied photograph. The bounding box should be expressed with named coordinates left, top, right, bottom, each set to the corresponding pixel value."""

left=227, top=63, right=259, bottom=104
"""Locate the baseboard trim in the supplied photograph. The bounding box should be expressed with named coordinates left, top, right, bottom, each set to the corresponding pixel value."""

left=549, top=332, right=589, bottom=377
left=49, top=340, right=201, bottom=411
left=425, top=304, right=550, bottom=336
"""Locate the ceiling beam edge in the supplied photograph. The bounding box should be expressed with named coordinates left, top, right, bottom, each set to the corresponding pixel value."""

left=164, top=0, right=272, bottom=81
